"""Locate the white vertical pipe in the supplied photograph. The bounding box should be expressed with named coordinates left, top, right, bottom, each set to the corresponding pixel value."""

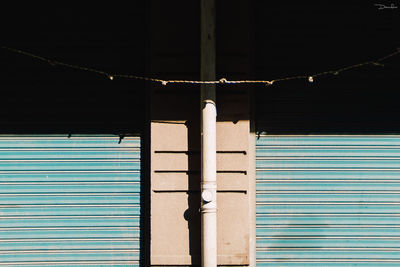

left=200, top=0, right=217, bottom=266
left=201, top=99, right=217, bottom=267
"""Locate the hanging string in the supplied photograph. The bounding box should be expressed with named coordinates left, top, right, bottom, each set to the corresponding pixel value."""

left=1, top=45, right=399, bottom=86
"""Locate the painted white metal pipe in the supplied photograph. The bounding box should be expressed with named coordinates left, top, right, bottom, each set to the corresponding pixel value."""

left=200, top=0, right=217, bottom=266
left=201, top=97, right=217, bottom=267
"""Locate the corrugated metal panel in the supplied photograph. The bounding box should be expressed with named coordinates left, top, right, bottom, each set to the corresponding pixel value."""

left=0, top=135, right=140, bottom=266
left=256, top=135, right=400, bottom=266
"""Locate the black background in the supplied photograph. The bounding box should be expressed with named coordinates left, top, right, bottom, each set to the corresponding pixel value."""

left=0, top=3, right=146, bottom=134
left=254, top=1, right=400, bottom=133
left=0, top=1, right=399, bottom=134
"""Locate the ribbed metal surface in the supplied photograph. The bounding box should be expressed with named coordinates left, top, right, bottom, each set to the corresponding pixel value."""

left=256, top=135, right=400, bottom=266
left=0, top=135, right=140, bottom=266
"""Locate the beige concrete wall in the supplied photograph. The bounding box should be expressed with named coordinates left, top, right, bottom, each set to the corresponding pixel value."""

left=150, top=86, right=251, bottom=265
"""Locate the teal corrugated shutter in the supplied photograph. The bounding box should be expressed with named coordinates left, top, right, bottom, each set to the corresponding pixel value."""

left=0, top=135, right=140, bottom=266
left=256, top=135, right=400, bottom=266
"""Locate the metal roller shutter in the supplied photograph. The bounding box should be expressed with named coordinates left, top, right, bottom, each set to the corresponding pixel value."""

left=256, top=135, right=400, bottom=266
left=0, top=135, right=141, bottom=266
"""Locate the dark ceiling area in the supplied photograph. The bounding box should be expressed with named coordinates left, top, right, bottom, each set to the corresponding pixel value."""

left=0, top=3, right=146, bottom=134
left=1, top=2, right=399, bottom=134
left=254, top=1, right=400, bottom=133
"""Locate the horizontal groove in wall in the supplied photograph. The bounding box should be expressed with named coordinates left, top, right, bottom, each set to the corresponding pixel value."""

left=0, top=145, right=140, bottom=149
left=256, top=225, right=400, bottom=228
left=257, top=180, right=400, bottom=182
left=0, top=159, right=140, bottom=162
left=0, top=136, right=140, bottom=139
left=256, top=214, right=400, bottom=217
left=0, top=170, right=141, bottom=174
left=257, top=135, right=400, bottom=137
left=0, top=238, right=137, bottom=241
left=152, top=190, right=247, bottom=193
left=0, top=204, right=140, bottom=207
left=256, top=170, right=400, bottom=172
left=0, top=193, right=140, bottom=196
left=0, top=182, right=140, bottom=185
left=256, top=259, right=400, bottom=262
left=0, top=227, right=140, bottom=231
left=0, top=148, right=140, bottom=151
left=0, top=261, right=139, bottom=266
left=257, top=146, right=400, bottom=148
left=150, top=120, right=187, bottom=125
left=257, top=239, right=400, bottom=240
left=154, top=150, right=247, bottom=154
left=257, top=157, right=400, bottom=160
left=154, top=170, right=247, bottom=174
left=256, top=191, right=400, bottom=193
left=256, top=202, right=400, bottom=205
left=0, top=249, right=140, bottom=253
left=258, top=248, right=400, bottom=250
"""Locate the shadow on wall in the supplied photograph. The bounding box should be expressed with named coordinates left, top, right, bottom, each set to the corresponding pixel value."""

left=185, top=118, right=201, bottom=264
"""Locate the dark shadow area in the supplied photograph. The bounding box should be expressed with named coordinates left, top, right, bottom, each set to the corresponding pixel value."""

left=140, top=78, right=151, bottom=267
left=254, top=1, right=400, bottom=134
left=0, top=3, right=146, bottom=135
left=185, top=119, right=201, bottom=264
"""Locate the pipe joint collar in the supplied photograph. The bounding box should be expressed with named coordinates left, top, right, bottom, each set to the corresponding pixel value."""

left=201, top=181, right=216, bottom=190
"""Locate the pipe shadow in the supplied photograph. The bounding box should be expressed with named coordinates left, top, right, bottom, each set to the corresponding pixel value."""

left=184, top=118, right=201, bottom=266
